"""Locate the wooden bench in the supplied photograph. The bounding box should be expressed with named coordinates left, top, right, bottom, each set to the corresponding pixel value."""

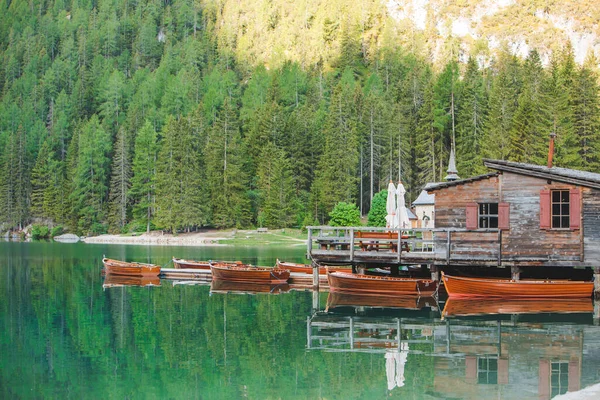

left=355, top=231, right=409, bottom=252
left=317, top=239, right=350, bottom=250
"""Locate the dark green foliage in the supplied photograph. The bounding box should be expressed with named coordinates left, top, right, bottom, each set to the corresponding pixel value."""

left=329, top=202, right=361, bottom=227
left=367, top=190, right=387, bottom=227
left=0, top=0, right=599, bottom=233
left=31, top=224, right=50, bottom=240
left=50, top=225, right=64, bottom=237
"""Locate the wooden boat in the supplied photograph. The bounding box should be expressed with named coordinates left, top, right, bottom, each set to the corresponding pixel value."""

left=210, top=279, right=289, bottom=294
left=442, top=298, right=594, bottom=318
left=210, top=263, right=290, bottom=284
left=275, top=259, right=349, bottom=275
left=103, top=274, right=161, bottom=288
left=325, top=291, right=436, bottom=311
left=441, top=272, right=594, bottom=299
left=327, top=271, right=438, bottom=296
left=102, top=258, right=161, bottom=277
left=172, top=258, right=242, bottom=270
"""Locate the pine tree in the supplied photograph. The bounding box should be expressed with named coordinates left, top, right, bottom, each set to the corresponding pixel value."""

left=129, top=121, right=159, bottom=233
left=482, top=51, right=521, bottom=161
left=71, top=116, right=111, bottom=234
left=205, top=98, right=251, bottom=228
left=572, top=63, right=600, bottom=171
left=257, top=142, right=295, bottom=228
left=30, top=139, right=52, bottom=218
left=312, top=68, right=360, bottom=219
left=107, top=127, right=132, bottom=232
left=456, top=57, right=487, bottom=177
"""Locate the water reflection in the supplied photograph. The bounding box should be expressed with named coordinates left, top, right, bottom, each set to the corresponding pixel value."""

left=442, top=298, right=594, bottom=319
left=3, top=241, right=600, bottom=399
left=210, top=279, right=290, bottom=295
left=309, top=298, right=600, bottom=399
left=102, top=274, right=161, bottom=288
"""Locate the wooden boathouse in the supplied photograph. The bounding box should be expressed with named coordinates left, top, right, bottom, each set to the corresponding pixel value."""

left=307, top=154, right=600, bottom=293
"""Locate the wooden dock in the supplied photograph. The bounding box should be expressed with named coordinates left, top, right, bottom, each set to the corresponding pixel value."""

left=307, top=226, right=599, bottom=269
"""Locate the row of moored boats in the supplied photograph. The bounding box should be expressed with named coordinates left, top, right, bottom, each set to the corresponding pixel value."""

left=102, top=257, right=595, bottom=299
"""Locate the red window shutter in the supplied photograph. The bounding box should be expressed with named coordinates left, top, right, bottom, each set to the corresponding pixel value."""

left=570, top=188, right=581, bottom=230
left=540, top=190, right=551, bottom=229
left=498, top=202, right=510, bottom=230
left=466, top=203, right=478, bottom=230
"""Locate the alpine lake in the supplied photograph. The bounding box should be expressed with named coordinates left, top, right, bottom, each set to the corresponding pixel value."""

left=2, top=240, right=600, bottom=399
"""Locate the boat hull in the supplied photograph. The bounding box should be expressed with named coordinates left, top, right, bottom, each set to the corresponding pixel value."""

left=173, top=258, right=242, bottom=270
left=210, top=264, right=290, bottom=284
left=327, top=271, right=437, bottom=296
left=102, top=258, right=161, bottom=277
left=276, top=260, right=348, bottom=275
left=442, top=272, right=594, bottom=299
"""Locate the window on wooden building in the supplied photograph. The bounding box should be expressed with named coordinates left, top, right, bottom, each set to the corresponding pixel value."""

left=477, top=357, right=498, bottom=384
left=479, top=203, right=498, bottom=228
left=551, top=190, right=570, bottom=228
left=550, top=362, right=569, bottom=397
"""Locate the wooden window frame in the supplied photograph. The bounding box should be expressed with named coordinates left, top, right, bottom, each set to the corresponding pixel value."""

left=551, top=189, right=570, bottom=229
left=478, top=203, right=499, bottom=229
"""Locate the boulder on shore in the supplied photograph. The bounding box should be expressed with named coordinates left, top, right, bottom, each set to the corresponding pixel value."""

left=53, top=233, right=80, bottom=243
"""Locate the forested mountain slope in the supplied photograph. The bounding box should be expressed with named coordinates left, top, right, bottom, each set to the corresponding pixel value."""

left=0, top=0, right=598, bottom=235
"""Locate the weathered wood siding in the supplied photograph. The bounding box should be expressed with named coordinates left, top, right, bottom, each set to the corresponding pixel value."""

left=501, top=173, right=581, bottom=261
left=434, top=176, right=500, bottom=229
left=434, top=172, right=585, bottom=265
left=583, top=188, right=600, bottom=264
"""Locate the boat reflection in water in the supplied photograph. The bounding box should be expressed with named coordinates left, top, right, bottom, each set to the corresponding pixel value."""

left=442, top=298, right=594, bottom=319
left=325, top=291, right=438, bottom=312
left=309, top=296, right=600, bottom=399
left=210, top=279, right=289, bottom=295
left=102, top=274, right=161, bottom=289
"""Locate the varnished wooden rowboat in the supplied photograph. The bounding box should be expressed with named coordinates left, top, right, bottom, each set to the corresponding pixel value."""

left=327, top=271, right=438, bottom=296
left=441, top=272, right=594, bottom=299
left=210, top=263, right=290, bottom=284
left=102, top=258, right=161, bottom=277
left=275, top=259, right=348, bottom=275
left=442, top=298, right=594, bottom=318
left=325, top=291, right=436, bottom=311
left=172, top=258, right=242, bottom=270
left=210, top=279, right=289, bottom=294
left=103, top=274, right=161, bottom=288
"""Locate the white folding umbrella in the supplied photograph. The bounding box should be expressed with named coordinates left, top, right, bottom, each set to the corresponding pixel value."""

left=396, top=182, right=410, bottom=230
left=395, top=342, right=409, bottom=388
left=385, top=181, right=397, bottom=228
left=385, top=352, right=396, bottom=390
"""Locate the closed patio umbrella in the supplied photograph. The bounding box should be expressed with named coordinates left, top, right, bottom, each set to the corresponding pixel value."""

left=396, top=182, right=410, bottom=230
left=385, top=181, right=397, bottom=228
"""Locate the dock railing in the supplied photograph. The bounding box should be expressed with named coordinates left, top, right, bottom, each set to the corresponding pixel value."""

left=307, top=226, right=503, bottom=265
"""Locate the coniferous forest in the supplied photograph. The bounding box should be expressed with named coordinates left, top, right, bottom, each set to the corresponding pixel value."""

left=1, top=0, right=599, bottom=235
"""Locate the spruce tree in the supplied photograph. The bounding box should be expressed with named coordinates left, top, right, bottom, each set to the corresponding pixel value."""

left=129, top=121, right=158, bottom=233
left=107, top=127, right=132, bottom=232
left=205, top=97, right=251, bottom=228
left=257, top=142, right=295, bottom=228
left=71, top=116, right=111, bottom=234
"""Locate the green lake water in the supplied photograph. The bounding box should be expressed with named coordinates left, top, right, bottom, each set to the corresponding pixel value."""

left=2, top=241, right=600, bottom=399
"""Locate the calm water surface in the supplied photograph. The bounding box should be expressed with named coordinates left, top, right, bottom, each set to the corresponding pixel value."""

left=2, top=241, right=600, bottom=399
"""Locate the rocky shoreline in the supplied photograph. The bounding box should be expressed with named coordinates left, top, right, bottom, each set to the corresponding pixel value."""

left=82, top=231, right=233, bottom=246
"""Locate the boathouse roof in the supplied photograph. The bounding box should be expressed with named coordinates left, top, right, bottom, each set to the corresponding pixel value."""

left=425, top=173, right=499, bottom=192
left=483, top=159, right=600, bottom=190
left=413, top=189, right=435, bottom=205
left=426, top=159, right=600, bottom=192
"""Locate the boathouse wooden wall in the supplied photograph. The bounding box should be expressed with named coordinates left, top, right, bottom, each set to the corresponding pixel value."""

left=501, top=173, right=581, bottom=262
left=433, top=171, right=593, bottom=266
left=583, top=189, right=600, bottom=264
